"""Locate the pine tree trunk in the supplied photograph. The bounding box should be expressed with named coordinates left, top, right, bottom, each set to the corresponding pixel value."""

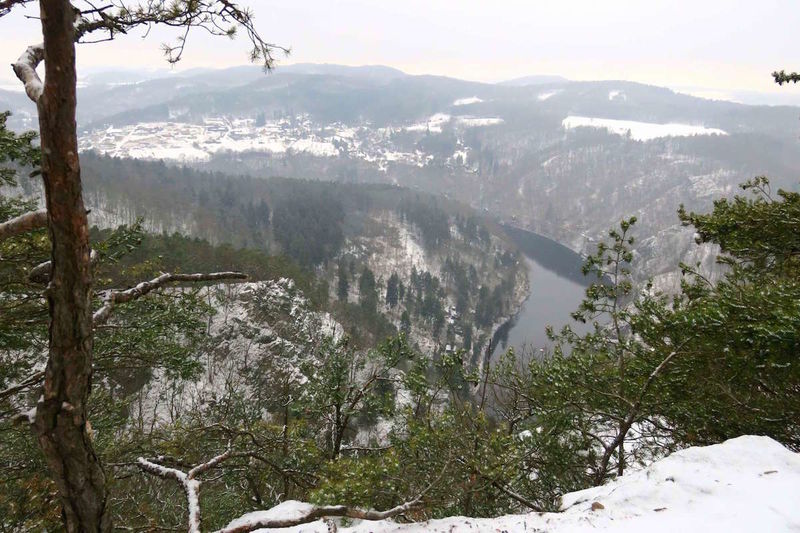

left=33, top=1, right=109, bottom=530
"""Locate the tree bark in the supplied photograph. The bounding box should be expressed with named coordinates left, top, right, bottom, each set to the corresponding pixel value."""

left=33, top=0, right=110, bottom=530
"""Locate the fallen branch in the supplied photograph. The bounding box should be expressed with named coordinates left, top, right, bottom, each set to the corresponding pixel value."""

left=216, top=498, right=425, bottom=533
left=0, top=210, right=47, bottom=242
left=217, top=457, right=449, bottom=533
left=11, top=43, right=44, bottom=103
left=93, top=271, right=247, bottom=326
left=138, top=447, right=444, bottom=533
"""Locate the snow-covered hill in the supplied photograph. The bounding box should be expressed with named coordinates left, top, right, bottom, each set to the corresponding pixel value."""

left=59, top=66, right=800, bottom=291
left=9, top=65, right=800, bottom=289
left=240, top=436, right=800, bottom=532
left=131, top=279, right=342, bottom=428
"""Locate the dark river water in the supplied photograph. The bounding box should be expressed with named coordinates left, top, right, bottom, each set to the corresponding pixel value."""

left=491, top=226, right=592, bottom=359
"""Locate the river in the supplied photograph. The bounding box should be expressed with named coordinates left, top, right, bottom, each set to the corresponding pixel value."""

left=491, top=225, right=593, bottom=360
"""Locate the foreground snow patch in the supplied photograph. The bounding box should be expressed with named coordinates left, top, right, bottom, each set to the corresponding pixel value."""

left=257, top=436, right=799, bottom=532
left=562, top=115, right=727, bottom=141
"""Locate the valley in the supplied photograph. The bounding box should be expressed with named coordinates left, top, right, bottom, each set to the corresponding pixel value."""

left=4, top=64, right=797, bottom=296
left=2, top=1, right=800, bottom=529
left=490, top=226, right=591, bottom=359
left=7, top=63, right=800, bottom=357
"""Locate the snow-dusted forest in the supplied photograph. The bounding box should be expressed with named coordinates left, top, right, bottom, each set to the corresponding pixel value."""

left=1, top=1, right=799, bottom=532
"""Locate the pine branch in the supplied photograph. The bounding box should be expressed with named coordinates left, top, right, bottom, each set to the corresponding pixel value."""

left=0, top=370, right=44, bottom=402
left=593, top=342, right=687, bottom=485
left=93, top=271, right=247, bottom=326
left=0, top=0, right=31, bottom=17
left=72, top=0, right=290, bottom=68
left=216, top=498, right=425, bottom=533
left=773, top=70, right=800, bottom=85
left=29, top=250, right=98, bottom=284
left=10, top=43, right=44, bottom=103
left=0, top=210, right=47, bottom=242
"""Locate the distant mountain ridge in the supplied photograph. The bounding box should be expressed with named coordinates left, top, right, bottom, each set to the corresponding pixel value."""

left=499, top=74, right=570, bottom=86
left=4, top=63, right=800, bottom=293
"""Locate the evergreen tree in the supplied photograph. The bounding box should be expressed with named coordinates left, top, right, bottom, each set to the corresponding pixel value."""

left=358, top=265, right=378, bottom=313
left=400, top=310, right=412, bottom=335
left=337, top=260, right=349, bottom=302
left=386, top=272, right=400, bottom=308
left=0, top=1, right=282, bottom=527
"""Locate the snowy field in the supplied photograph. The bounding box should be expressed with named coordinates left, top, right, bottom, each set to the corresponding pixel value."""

left=79, top=112, right=504, bottom=167
left=225, top=436, right=800, bottom=532
left=452, top=97, right=483, bottom=106
left=562, top=115, right=728, bottom=141
left=538, top=89, right=562, bottom=100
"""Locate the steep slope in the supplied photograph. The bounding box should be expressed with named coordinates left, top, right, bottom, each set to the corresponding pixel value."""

left=134, top=279, right=342, bottom=428
left=70, top=154, right=528, bottom=354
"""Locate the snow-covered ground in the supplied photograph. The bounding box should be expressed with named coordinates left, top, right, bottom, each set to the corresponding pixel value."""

left=79, top=112, right=504, bottom=168
left=79, top=116, right=339, bottom=163
left=538, top=90, right=562, bottom=101
left=240, top=435, right=799, bottom=532
left=608, top=90, right=627, bottom=101
left=405, top=113, right=452, bottom=133
left=132, top=279, right=341, bottom=428
left=562, top=115, right=727, bottom=141
left=455, top=116, right=504, bottom=127
left=452, top=97, right=483, bottom=106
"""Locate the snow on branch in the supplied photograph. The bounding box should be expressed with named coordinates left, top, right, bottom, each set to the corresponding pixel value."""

left=11, top=43, right=44, bottom=103
left=0, top=0, right=32, bottom=17
left=136, top=446, right=239, bottom=533
left=137, top=459, right=197, bottom=533
left=0, top=210, right=47, bottom=242
left=136, top=446, right=442, bottom=533
left=216, top=461, right=448, bottom=533
left=136, top=447, right=235, bottom=533
left=216, top=498, right=426, bottom=533
left=93, top=271, right=247, bottom=326
left=29, top=250, right=98, bottom=284
left=0, top=370, right=44, bottom=402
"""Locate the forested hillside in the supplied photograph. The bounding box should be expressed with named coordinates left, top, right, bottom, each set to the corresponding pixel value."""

left=4, top=103, right=798, bottom=530
left=9, top=152, right=527, bottom=353
left=6, top=64, right=800, bottom=290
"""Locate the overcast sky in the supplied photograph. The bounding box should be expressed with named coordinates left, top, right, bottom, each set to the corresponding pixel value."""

left=1, top=0, right=799, bottom=99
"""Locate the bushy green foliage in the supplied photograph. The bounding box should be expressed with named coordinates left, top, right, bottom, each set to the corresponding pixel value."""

left=0, top=111, right=39, bottom=186
left=4, top=105, right=798, bottom=528
left=662, top=178, right=800, bottom=448
left=0, top=237, right=216, bottom=531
